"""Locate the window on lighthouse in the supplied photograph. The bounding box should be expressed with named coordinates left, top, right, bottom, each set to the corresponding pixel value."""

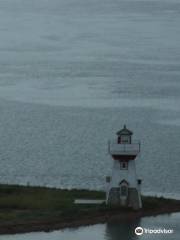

left=120, top=161, right=128, bottom=170
left=121, top=135, right=131, bottom=144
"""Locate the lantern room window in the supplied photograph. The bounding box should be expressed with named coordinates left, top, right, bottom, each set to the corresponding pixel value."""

left=121, top=135, right=131, bottom=144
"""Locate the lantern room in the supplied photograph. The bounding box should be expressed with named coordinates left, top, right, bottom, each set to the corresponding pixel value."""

left=117, top=125, right=133, bottom=144
left=108, top=125, right=140, bottom=160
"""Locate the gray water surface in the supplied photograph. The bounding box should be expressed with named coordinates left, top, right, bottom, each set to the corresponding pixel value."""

left=1, top=213, right=180, bottom=240
left=0, top=0, right=180, bottom=197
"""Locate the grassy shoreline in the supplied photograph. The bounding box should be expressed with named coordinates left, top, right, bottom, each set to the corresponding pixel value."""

left=0, top=184, right=180, bottom=235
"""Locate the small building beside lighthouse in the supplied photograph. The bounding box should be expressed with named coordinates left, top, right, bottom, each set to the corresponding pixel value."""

left=106, top=125, right=142, bottom=210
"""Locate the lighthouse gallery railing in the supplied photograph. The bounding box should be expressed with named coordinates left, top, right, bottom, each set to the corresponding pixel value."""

left=108, top=140, right=140, bottom=155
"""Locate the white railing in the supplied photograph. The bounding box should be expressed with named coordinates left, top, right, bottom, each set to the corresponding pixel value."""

left=108, top=140, right=140, bottom=155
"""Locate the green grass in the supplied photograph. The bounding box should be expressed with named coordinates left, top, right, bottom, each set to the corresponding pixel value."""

left=0, top=184, right=180, bottom=224
left=0, top=184, right=105, bottom=210
left=0, top=184, right=106, bottom=222
left=142, top=195, right=180, bottom=210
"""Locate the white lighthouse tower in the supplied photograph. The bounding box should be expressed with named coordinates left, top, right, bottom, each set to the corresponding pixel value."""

left=106, top=125, right=142, bottom=210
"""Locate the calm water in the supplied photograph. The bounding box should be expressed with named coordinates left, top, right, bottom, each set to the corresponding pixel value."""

left=0, top=0, right=180, bottom=197
left=1, top=213, right=180, bottom=240
left=0, top=0, right=180, bottom=238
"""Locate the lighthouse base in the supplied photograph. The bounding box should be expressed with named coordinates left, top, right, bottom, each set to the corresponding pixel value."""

left=107, top=187, right=142, bottom=210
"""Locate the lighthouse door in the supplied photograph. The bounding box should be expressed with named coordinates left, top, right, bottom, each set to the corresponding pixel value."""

left=119, top=180, right=129, bottom=206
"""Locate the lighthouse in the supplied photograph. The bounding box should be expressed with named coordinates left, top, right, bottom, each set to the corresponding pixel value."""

left=106, top=125, right=142, bottom=210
